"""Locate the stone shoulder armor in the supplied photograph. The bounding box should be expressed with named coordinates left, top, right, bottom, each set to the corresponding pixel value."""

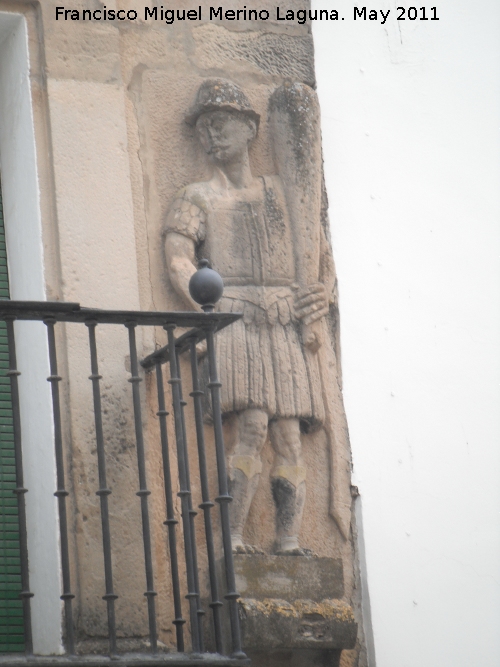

left=164, top=186, right=207, bottom=244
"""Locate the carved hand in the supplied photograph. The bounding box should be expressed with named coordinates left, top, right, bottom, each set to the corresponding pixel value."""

left=294, top=283, right=330, bottom=325
left=196, top=339, right=208, bottom=358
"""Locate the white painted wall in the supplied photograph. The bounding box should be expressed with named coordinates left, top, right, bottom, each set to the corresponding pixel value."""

left=0, top=12, right=62, bottom=654
left=313, top=1, right=500, bottom=665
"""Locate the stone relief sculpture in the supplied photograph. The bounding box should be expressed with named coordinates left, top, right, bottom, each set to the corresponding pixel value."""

left=164, top=79, right=351, bottom=556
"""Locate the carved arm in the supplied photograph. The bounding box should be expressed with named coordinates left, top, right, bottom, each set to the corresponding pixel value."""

left=164, top=231, right=200, bottom=311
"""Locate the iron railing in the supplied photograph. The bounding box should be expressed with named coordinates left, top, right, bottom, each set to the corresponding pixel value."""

left=0, top=292, right=246, bottom=665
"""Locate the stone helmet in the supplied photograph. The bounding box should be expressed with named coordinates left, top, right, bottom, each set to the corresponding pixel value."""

left=185, top=78, right=260, bottom=129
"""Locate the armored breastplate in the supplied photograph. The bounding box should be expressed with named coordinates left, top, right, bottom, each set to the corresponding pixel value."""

left=203, top=177, right=296, bottom=286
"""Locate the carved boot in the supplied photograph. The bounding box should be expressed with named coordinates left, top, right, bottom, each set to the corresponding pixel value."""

left=271, top=465, right=307, bottom=555
left=229, top=455, right=263, bottom=554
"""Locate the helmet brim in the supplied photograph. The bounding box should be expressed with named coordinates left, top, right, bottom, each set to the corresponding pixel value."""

left=185, top=104, right=260, bottom=129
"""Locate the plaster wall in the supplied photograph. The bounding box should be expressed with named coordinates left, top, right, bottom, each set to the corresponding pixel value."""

left=0, top=11, right=62, bottom=654
left=313, top=1, right=500, bottom=665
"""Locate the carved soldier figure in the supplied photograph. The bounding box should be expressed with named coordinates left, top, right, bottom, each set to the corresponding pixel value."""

left=164, top=79, right=343, bottom=555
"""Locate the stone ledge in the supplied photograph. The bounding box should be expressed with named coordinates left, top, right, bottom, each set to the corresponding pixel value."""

left=239, top=598, right=357, bottom=651
left=232, top=555, right=344, bottom=601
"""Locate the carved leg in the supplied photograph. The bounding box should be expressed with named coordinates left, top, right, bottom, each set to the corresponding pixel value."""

left=229, top=409, right=268, bottom=554
left=270, top=419, right=309, bottom=555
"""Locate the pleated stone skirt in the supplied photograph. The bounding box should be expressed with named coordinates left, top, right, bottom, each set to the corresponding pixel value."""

left=206, top=291, right=325, bottom=429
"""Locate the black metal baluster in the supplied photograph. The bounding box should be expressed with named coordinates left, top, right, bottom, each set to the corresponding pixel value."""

left=44, top=318, right=75, bottom=655
left=154, top=361, right=185, bottom=652
left=176, top=347, right=205, bottom=653
left=125, top=322, right=158, bottom=653
left=5, top=317, right=34, bottom=655
left=86, top=321, right=118, bottom=656
left=189, top=337, right=223, bottom=654
left=165, top=325, right=201, bottom=654
left=205, top=325, right=246, bottom=659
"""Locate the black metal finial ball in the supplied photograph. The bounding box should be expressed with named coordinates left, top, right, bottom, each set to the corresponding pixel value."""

left=189, top=259, right=224, bottom=312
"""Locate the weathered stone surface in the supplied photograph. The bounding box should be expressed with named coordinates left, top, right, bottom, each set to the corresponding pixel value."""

left=7, top=0, right=363, bottom=660
left=164, top=78, right=352, bottom=558
left=210, top=555, right=355, bottom=656
left=239, top=598, right=357, bottom=651
left=192, top=25, right=315, bottom=86
left=233, top=555, right=344, bottom=601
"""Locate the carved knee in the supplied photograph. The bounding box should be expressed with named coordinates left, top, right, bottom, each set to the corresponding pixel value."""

left=229, top=454, right=263, bottom=480
left=229, top=410, right=268, bottom=480
left=237, top=408, right=268, bottom=455
left=270, top=418, right=303, bottom=466
left=272, top=464, right=306, bottom=489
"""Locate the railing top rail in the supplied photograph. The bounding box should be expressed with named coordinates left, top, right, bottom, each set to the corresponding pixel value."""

left=141, top=326, right=224, bottom=369
left=0, top=300, right=241, bottom=329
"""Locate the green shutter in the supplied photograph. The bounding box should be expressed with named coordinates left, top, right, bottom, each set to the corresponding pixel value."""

left=0, top=185, right=24, bottom=652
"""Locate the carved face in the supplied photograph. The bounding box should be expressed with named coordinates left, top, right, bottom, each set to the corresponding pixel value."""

left=196, top=110, right=256, bottom=164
